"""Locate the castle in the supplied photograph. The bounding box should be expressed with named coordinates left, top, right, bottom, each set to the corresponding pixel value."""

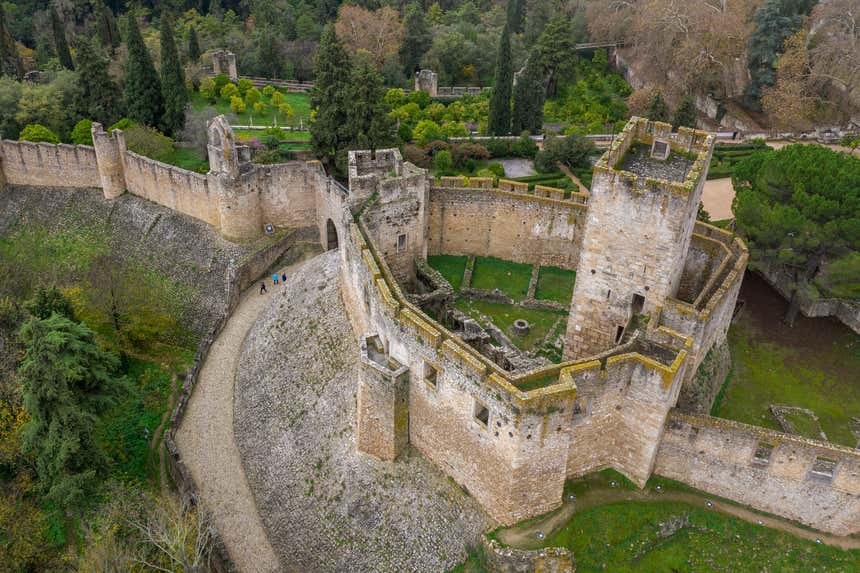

left=1, top=116, right=857, bottom=536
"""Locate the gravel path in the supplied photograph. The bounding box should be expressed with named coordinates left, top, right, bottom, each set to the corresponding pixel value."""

left=234, top=250, right=492, bottom=573
left=175, top=261, right=307, bottom=573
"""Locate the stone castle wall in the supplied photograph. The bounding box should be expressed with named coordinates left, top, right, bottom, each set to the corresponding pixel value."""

left=0, top=140, right=101, bottom=189
left=654, top=411, right=860, bottom=535
left=427, top=186, right=585, bottom=270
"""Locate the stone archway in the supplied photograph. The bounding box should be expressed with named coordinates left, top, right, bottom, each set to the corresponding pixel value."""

left=326, top=219, right=339, bottom=250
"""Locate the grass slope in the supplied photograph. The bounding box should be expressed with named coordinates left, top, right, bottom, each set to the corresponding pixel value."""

left=470, top=256, right=532, bottom=300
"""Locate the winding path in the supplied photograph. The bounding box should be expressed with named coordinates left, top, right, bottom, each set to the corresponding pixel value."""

left=175, top=265, right=303, bottom=573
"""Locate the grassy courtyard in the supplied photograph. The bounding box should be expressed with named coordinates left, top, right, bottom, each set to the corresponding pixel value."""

left=470, top=256, right=532, bottom=300
left=428, top=254, right=469, bottom=291
left=190, top=90, right=311, bottom=127
left=535, top=266, right=576, bottom=305
left=454, top=298, right=565, bottom=352
left=713, top=274, right=860, bottom=447
left=452, top=470, right=860, bottom=572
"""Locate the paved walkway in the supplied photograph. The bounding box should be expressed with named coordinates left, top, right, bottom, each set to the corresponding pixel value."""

left=175, top=266, right=302, bottom=573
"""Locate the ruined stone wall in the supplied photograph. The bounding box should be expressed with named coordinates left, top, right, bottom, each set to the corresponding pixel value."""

left=123, top=151, right=221, bottom=228
left=0, top=140, right=101, bottom=189
left=654, top=411, right=860, bottom=536
left=259, top=161, right=326, bottom=229
left=428, top=187, right=585, bottom=270
left=676, top=234, right=727, bottom=303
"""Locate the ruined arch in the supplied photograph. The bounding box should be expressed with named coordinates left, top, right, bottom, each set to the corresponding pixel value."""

left=326, top=219, right=339, bottom=250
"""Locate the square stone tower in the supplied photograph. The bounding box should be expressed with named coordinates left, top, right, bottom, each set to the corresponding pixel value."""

left=564, top=118, right=715, bottom=359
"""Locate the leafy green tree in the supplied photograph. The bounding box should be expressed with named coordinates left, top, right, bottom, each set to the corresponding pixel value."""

left=230, top=95, right=245, bottom=113
left=0, top=4, right=23, bottom=79
left=19, top=314, right=126, bottom=510
left=220, top=82, right=239, bottom=99
left=25, top=287, right=77, bottom=321
left=310, top=25, right=351, bottom=169
left=646, top=91, right=670, bottom=122
left=534, top=15, right=574, bottom=98
left=488, top=24, right=513, bottom=136
left=434, top=149, right=452, bottom=174
left=0, top=76, right=22, bottom=137
left=123, top=15, right=164, bottom=128
left=733, top=144, right=860, bottom=320
left=73, top=37, right=123, bottom=127
left=123, top=125, right=174, bottom=162
left=413, top=119, right=443, bottom=145
left=187, top=25, right=201, bottom=62
left=50, top=8, right=74, bottom=71
left=672, top=96, right=697, bottom=129
left=19, top=124, right=60, bottom=143
left=71, top=119, right=94, bottom=145
left=535, top=134, right=595, bottom=172
left=160, top=17, right=188, bottom=137
left=506, top=0, right=526, bottom=33
left=512, top=54, right=544, bottom=134
left=399, top=3, right=432, bottom=77
left=347, top=62, right=396, bottom=153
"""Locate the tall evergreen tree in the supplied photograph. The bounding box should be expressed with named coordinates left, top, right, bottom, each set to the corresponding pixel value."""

left=74, top=37, right=123, bottom=126
left=188, top=25, right=201, bottom=62
left=673, top=96, right=697, bottom=129
left=488, top=24, right=513, bottom=135
left=512, top=54, right=544, bottom=134
left=399, top=3, right=432, bottom=76
left=0, top=4, right=23, bottom=79
left=19, top=313, right=126, bottom=510
left=534, top=15, right=574, bottom=98
left=159, top=16, right=188, bottom=136
left=506, top=0, right=526, bottom=34
left=310, top=25, right=352, bottom=169
left=646, top=91, right=670, bottom=122
left=348, top=62, right=396, bottom=152
left=123, top=15, right=164, bottom=128
left=50, top=8, right=74, bottom=71
left=97, top=2, right=120, bottom=50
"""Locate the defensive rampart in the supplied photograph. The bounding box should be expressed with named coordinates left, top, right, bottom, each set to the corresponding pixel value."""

left=0, top=139, right=101, bottom=189
left=654, top=411, right=860, bottom=535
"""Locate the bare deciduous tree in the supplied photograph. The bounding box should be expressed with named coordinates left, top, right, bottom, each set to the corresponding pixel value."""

left=335, top=5, right=405, bottom=69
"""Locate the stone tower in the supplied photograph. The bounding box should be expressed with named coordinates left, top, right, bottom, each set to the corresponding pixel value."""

left=564, top=118, right=715, bottom=359
left=212, top=50, right=238, bottom=82
left=414, top=69, right=438, bottom=97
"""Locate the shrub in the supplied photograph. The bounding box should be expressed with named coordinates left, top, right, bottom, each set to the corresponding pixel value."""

left=123, top=125, right=174, bottom=162
left=19, top=124, right=60, bottom=143
left=261, top=127, right=282, bottom=149
left=245, top=87, right=262, bottom=106
left=485, top=162, right=505, bottom=178
left=383, top=88, right=405, bottom=109
left=434, top=149, right=453, bottom=174
left=199, top=76, right=216, bottom=99
left=237, top=78, right=254, bottom=96
left=262, top=85, right=275, bottom=97
left=212, top=74, right=230, bottom=93
left=220, top=83, right=239, bottom=99
left=442, top=121, right=469, bottom=138
left=406, top=89, right=431, bottom=108
left=535, top=135, right=595, bottom=173
left=253, top=101, right=265, bottom=114
left=71, top=119, right=94, bottom=145
left=108, top=118, right=137, bottom=132
left=397, top=122, right=413, bottom=143
left=271, top=91, right=284, bottom=106
left=402, top=143, right=430, bottom=167
left=278, top=103, right=294, bottom=120
left=451, top=142, right=490, bottom=166
left=425, top=140, right=450, bottom=156
left=229, top=96, right=246, bottom=114
left=413, top=119, right=443, bottom=145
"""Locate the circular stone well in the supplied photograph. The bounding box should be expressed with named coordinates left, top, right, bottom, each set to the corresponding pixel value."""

left=513, top=319, right=530, bottom=335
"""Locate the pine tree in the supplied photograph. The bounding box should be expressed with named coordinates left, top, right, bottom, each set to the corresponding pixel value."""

left=673, top=96, right=697, bottom=129
left=50, top=8, right=74, bottom=71
left=506, top=0, right=526, bottom=34
left=511, top=54, right=544, bottom=134
left=159, top=16, right=188, bottom=136
left=310, top=25, right=352, bottom=168
left=488, top=24, right=513, bottom=136
left=97, top=2, right=120, bottom=50
left=646, top=91, right=670, bottom=123
left=399, top=3, right=432, bottom=76
left=348, top=62, right=395, bottom=152
left=534, top=15, right=574, bottom=98
left=123, top=15, right=164, bottom=128
left=188, top=25, right=201, bottom=62
left=0, top=4, right=23, bottom=79
left=74, top=37, right=123, bottom=126
left=19, top=314, right=126, bottom=510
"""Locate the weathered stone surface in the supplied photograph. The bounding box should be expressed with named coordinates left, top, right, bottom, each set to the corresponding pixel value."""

left=235, top=251, right=491, bottom=573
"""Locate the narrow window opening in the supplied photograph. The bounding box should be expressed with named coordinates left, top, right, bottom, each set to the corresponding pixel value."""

left=607, top=289, right=612, bottom=299
left=614, top=325, right=624, bottom=343
left=397, top=233, right=408, bottom=252
left=423, top=360, right=438, bottom=389
left=631, top=293, right=645, bottom=315
left=474, top=401, right=490, bottom=427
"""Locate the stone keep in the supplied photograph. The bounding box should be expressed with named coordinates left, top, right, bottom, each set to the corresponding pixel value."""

left=414, top=69, right=438, bottom=97
left=564, top=119, right=714, bottom=359
left=212, top=50, right=238, bottom=82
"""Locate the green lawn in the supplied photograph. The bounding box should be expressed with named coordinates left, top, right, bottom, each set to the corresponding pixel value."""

left=781, top=409, right=824, bottom=441
left=713, top=310, right=860, bottom=447
left=470, top=256, right=532, bottom=300
left=233, top=128, right=311, bottom=142
left=190, top=90, right=311, bottom=127
left=534, top=266, right=576, bottom=305
left=451, top=470, right=860, bottom=573
left=428, top=254, right=469, bottom=291
left=454, top=297, right=565, bottom=352
left=165, top=146, right=208, bottom=173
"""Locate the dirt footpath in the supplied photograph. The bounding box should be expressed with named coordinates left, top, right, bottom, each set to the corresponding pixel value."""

left=701, top=177, right=735, bottom=221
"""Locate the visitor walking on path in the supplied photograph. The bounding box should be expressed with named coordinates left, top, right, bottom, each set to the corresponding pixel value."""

left=273, top=273, right=279, bottom=285
left=281, top=272, right=287, bottom=283
left=260, top=282, right=267, bottom=295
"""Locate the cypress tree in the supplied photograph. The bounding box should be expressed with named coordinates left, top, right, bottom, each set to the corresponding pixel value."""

left=488, top=24, right=513, bottom=136
left=511, top=54, right=544, bottom=135
left=188, top=25, right=201, bottom=62
left=50, top=8, right=74, bottom=71
left=646, top=91, right=670, bottom=123
left=399, top=3, right=431, bottom=76
left=74, top=37, right=123, bottom=126
left=159, top=16, right=188, bottom=136
left=506, top=0, right=526, bottom=34
left=19, top=313, right=126, bottom=510
left=673, top=96, right=697, bottom=129
left=348, top=62, right=395, bottom=152
left=97, top=2, right=120, bottom=50
left=0, top=4, right=23, bottom=79
left=123, top=15, right=164, bottom=128
left=310, top=25, right=351, bottom=168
